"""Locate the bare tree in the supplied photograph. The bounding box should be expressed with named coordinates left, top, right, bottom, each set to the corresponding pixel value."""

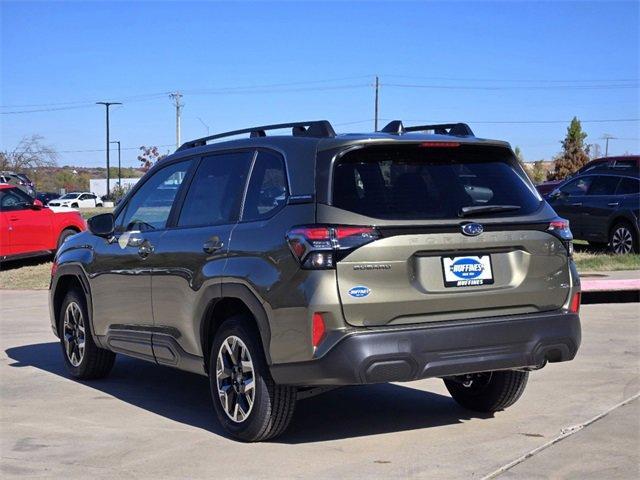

left=0, top=135, right=58, bottom=171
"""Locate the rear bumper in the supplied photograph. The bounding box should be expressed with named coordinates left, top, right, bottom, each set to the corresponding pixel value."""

left=270, top=310, right=581, bottom=386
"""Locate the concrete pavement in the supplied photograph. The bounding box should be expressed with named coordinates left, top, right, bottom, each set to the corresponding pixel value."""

left=0, top=290, right=638, bottom=479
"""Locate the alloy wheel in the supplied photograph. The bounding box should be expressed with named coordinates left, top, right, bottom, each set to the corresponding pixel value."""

left=63, top=302, right=85, bottom=367
left=216, top=335, right=256, bottom=423
left=611, top=226, right=633, bottom=254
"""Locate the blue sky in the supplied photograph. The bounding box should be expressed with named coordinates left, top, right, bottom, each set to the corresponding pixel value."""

left=2, top=1, right=638, bottom=168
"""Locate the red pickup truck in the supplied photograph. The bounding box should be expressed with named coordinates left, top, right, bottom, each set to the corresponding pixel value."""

left=0, top=184, right=86, bottom=261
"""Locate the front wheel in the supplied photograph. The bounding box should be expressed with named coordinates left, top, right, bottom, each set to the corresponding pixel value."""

left=56, top=228, right=77, bottom=251
left=59, top=288, right=116, bottom=379
left=444, top=370, right=529, bottom=412
left=209, top=315, right=296, bottom=442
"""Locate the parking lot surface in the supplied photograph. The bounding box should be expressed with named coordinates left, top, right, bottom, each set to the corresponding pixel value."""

left=1, top=290, right=638, bottom=479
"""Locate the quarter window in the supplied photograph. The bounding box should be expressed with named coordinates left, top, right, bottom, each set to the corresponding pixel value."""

left=242, top=151, right=288, bottom=222
left=178, top=152, right=253, bottom=227
left=616, top=177, right=640, bottom=195
left=117, top=160, right=191, bottom=232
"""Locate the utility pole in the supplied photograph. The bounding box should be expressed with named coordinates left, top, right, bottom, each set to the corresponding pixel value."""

left=110, top=141, right=121, bottom=187
left=96, top=101, right=122, bottom=198
left=374, top=76, right=379, bottom=132
left=197, top=117, right=210, bottom=135
left=601, top=134, right=616, bottom=157
left=169, top=92, right=184, bottom=149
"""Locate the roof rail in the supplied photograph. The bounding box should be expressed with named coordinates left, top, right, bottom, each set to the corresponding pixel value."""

left=177, top=120, right=336, bottom=152
left=381, top=120, right=474, bottom=137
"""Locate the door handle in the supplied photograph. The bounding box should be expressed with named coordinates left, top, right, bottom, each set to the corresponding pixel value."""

left=138, top=241, right=154, bottom=258
left=203, top=237, right=223, bottom=254
left=607, top=202, right=619, bottom=207
left=570, top=202, right=582, bottom=206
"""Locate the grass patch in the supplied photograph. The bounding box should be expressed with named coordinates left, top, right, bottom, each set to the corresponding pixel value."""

left=572, top=251, right=640, bottom=272
left=79, top=206, right=113, bottom=220
left=0, top=258, right=52, bottom=290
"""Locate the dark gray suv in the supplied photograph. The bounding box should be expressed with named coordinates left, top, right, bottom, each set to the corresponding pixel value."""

left=50, top=120, right=581, bottom=441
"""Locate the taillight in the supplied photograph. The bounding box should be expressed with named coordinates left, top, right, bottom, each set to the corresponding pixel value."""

left=569, top=292, right=581, bottom=313
left=51, top=260, right=58, bottom=278
left=312, top=312, right=326, bottom=347
left=286, top=225, right=380, bottom=269
left=547, top=217, right=573, bottom=256
left=419, top=142, right=460, bottom=148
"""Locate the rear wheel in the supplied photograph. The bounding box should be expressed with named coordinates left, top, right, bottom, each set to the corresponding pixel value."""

left=609, top=221, right=638, bottom=254
left=71, top=202, right=79, bottom=208
left=59, top=288, right=115, bottom=379
left=444, top=370, right=529, bottom=412
left=57, top=228, right=77, bottom=251
left=209, top=315, right=296, bottom=442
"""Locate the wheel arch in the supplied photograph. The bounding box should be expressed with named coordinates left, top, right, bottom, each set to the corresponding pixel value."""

left=199, top=283, right=272, bottom=373
left=50, top=265, right=95, bottom=342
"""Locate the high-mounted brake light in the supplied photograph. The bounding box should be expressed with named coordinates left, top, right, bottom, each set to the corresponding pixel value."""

left=286, top=225, right=380, bottom=269
left=419, top=142, right=460, bottom=148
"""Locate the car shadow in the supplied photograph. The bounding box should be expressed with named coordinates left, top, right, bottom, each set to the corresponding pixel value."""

left=5, top=342, right=491, bottom=443
left=1, top=255, right=53, bottom=271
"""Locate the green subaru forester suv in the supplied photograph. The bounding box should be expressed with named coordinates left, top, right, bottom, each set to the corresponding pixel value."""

left=50, top=120, right=581, bottom=441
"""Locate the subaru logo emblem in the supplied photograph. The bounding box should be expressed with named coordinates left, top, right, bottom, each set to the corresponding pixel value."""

left=462, top=223, right=484, bottom=236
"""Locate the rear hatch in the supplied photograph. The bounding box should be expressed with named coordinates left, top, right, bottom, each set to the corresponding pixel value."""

left=325, top=142, right=571, bottom=327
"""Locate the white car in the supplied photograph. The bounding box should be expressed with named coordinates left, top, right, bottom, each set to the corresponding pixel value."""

left=47, top=192, right=103, bottom=208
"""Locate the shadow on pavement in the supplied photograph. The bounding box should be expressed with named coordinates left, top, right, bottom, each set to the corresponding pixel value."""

left=5, top=342, right=491, bottom=443
left=0, top=255, right=53, bottom=271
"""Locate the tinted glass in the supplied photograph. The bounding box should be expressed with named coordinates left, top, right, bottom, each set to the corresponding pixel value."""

left=587, top=176, right=620, bottom=196
left=332, top=145, right=540, bottom=220
left=616, top=177, right=640, bottom=195
left=242, top=151, right=287, bottom=222
left=178, top=152, right=253, bottom=227
left=0, top=187, right=32, bottom=211
left=560, top=177, right=592, bottom=196
left=118, top=160, right=191, bottom=232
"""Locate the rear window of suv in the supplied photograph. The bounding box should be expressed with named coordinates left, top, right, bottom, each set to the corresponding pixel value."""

left=332, top=144, right=541, bottom=220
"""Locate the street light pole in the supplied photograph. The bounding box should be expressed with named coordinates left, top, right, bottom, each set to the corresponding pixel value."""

left=96, top=101, right=122, bottom=197
left=110, top=141, right=121, bottom=187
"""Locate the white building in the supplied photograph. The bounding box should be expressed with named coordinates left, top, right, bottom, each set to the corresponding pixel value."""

left=89, top=177, right=140, bottom=198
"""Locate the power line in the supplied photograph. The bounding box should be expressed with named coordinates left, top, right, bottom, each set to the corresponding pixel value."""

left=379, top=73, right=639, bottom=84
left=380, top=118, right=640, bottom=124
left=384, top=83, right=639, bottom=91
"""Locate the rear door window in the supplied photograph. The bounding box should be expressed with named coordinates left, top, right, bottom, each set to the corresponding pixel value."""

left=587, top=176, right=620, bottom=196
left=332, top=145, right=541, bottom=220
left=178, top=151, right=253, bottom=227
left=241, top=151, right=288, bottom=222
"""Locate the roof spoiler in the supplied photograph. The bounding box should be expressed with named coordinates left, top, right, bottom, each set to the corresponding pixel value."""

left=381, top=120, right=474, bottom=137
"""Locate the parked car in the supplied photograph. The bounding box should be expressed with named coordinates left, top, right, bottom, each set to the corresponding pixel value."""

left=36, top=191, right=61, bottom=205
left=50, top=120, right=581, bottom=442
left=47, top=192, right=103, bottom=208
left=0, top=171, right=36, bottom=197
left=0, top=184, right=86, bottom=261
left=547, top=167, right=640, bottom=254
left=536, top=156, right=640, bottom=197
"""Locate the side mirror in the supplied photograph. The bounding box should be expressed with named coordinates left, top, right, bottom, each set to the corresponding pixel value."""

left=548, top=189, right=562, bottom=199
left=30, top=199, right=44, bottom=209
left=88, top=213, right=115, bottom=238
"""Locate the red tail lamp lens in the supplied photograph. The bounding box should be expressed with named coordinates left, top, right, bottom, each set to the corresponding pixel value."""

left=569, top=292, right=581, bottom=313
left=312, top=312, right=326, bottom=347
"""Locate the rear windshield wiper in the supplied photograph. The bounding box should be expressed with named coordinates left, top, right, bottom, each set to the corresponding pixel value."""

left=459, top=205, right=522, bottom=217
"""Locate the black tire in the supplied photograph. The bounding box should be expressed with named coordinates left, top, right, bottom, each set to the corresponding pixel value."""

left=609, top=221, right=638, bottom=254
left=444, top=370, right=529, bottom=412
left=96, top=203, right=103, bottom=208
left=56, top=228, right=77, bottom=251
left=71, top=203, right=79, bottom=208
left=58, top=288, right=115, bottom=380
left=209, top=315, right=296, bottom=442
